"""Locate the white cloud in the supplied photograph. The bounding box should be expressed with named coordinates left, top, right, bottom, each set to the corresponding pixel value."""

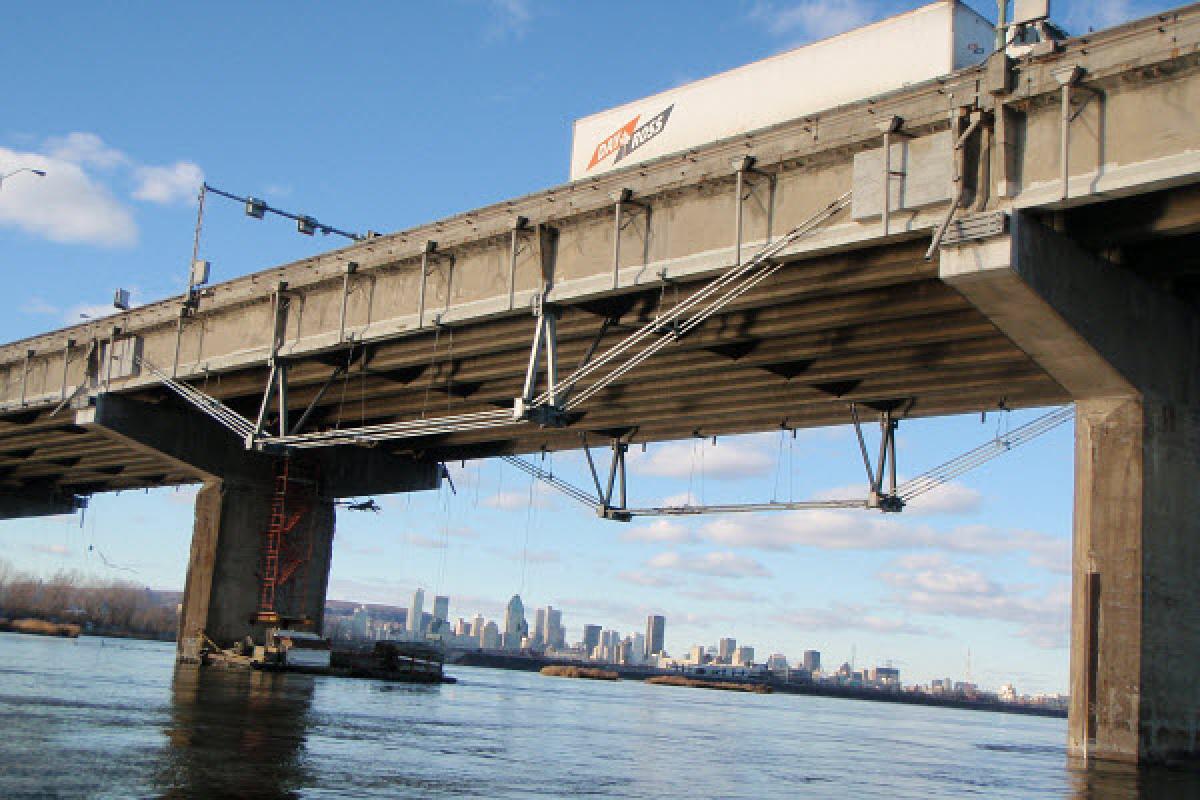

left=678, top=582, right=763, bottom=604
left=904, top=482, right=983, bottom=514
left=44, top=132, right=129, bottom=169
left=813, top=480, right=982, bottom=515
left=483, top=487, right=554, bottom=510
left=630, top=438, right=774, bottom=479
left=879, top=554, right=1068, bottom=649
left=660, top=491, right=700, bottom=507
left=748, top=0, right=875, bottom=42
left=775, top=602, right=930, bottom=635
left=619, top=519, right=698, bottom=545
left=0, top=146, right=137, bottom=247
left=695, top=512, right=1069, bottom=574
left=617, top=570, right=678, bottom=588
left=327, top=577, right=410, bottom=605
left=1, top=132, right=204, bottom=246
left=646, top=550, right=771, bottom=578
left=132, top=161, right=204, bottom=205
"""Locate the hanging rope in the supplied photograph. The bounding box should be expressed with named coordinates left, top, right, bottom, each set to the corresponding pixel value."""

left=771, top=428, right=785, bottom=503
left=519, top=471, right=535, bottom=594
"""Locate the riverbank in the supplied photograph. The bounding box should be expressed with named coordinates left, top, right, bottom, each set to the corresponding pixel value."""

left=449, top=650, right=1066, bottom=718
left=0, top=618, right=80, bottom=637
left=541, top=665, right=619, bottom=680
left=646, top=675, right=770, bottom=694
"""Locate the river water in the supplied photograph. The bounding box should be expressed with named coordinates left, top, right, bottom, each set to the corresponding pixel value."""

left=1, top=633, right=1197, bottom=798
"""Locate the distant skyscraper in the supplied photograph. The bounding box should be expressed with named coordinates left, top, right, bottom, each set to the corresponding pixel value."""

left=473, top=613, right=485, bottom=638
left=733, top=646, right=755, bottom=666
left=767, top=653, right=788, bottom=672
left=481, top=620, right=500, bottom=649
left=547, top=607, right=564, bottom=649
left=432, top=595, right=450, bottom=634
left=408, top=588, right=425, bottom=635
left=503, top=595, right=528, bottom=649
left=352, top=605, right=371, bottom=639
left=582, top=624, right=602, bottom=657
left=803, top=650, right=821, bottom=673
left=718, top=637, right=737, bottom=664
left=645, top=614, right=665, bottom=657
left=632, top=632, right=645, bottom=664
left=533, top=607, right=547, bottom=647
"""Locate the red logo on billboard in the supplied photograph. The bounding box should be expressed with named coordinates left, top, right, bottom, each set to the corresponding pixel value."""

left=587, top=115, right=640, bottom=170
left=585, top=105, right=675, bottom=172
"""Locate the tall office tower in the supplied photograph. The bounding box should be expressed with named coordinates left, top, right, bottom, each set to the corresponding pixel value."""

left=547, top=607, right=564, bottom=649
left=582, top=624, right=602, bottom=657
left=473, top=613, right=485, bottom=638
left=481, top=620, right=500, bottom=649
left=454, top=617, right=470, bottom=637
left=432, top=595, right=450, bottom=634
left=600, top=629, right=620, bottom=661
left=408, top=588, right=425, bottom=634
left=733, top=646, right=755, bottom=666
left=689, top=644, right=706, bottom=664
left=632, top=632, right=646, bottom=664
left=767, top=653, right=789, bottom=672
left=718, top=637, right=737, bottom=664
left=503, top=595, right=528, bottom=649
left=352, top=605, right=371, bottom=639
left=803, top=650, right=821, bottom=673
left=533, top=607, right=547, bottom=647
left=645, top=614, right=665, bottom=657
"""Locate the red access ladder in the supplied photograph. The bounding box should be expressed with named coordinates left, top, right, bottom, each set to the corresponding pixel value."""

left=256, top=459, right=317, bottom=625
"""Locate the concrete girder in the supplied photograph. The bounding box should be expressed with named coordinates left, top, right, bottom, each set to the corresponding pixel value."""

left=0, top=481, right=86, bottom=520
left=75, top=393, right=441, bottom=498
left=940, top=210, right=1200, bottom=766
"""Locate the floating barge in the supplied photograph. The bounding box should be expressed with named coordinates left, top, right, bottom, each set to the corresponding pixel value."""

left=205, top=630, right=455, bottom=684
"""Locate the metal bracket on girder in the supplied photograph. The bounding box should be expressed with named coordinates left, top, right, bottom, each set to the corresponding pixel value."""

left=611, top=188, right=650, bottom=289
left=512, top=293, right=567, bottom=427
left=252, top=282, right=294, bottom=442
left=850, top=403, right=904, bottom=513
left=732, top=155, right=773, bottom=267
left=582, top=436, right=631, bottom=521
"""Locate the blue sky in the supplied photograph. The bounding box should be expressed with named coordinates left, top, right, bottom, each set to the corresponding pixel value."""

left=0, top=1, right=1171, bottom=694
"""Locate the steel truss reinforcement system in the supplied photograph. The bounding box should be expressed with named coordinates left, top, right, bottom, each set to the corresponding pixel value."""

left=135, top=190, right=1073, bottom=520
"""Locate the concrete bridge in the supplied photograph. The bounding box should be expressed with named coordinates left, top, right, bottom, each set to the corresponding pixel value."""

left=2, top=3, right=1199, bottom=765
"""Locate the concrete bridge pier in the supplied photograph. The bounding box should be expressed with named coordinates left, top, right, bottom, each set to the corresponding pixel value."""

left=72, top=393, right=441, bottom=662
left=177, top=479, right=336, bottom=662
left=941, top=211, right=1200, bottom=765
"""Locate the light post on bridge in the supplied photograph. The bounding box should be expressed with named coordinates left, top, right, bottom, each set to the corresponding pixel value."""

left=0, top=167, right=47, bottom=190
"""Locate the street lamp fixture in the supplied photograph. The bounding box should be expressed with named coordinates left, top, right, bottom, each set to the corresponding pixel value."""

left=0, top=167, right=47, bottom=189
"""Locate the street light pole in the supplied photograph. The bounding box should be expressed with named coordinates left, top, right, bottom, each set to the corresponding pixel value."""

left=0, top=167, right=47, bottom=190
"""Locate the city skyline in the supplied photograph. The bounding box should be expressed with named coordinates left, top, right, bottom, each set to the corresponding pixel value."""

left=323, top=586, right=1037, bottom=697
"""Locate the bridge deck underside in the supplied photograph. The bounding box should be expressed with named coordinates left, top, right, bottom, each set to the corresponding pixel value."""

left=0, top=239, right=1070, bottom=495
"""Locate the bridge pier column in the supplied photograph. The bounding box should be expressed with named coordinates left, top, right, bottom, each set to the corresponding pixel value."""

left=941, top=211, right=1200, bottom=765
left=178, top=479, right=335, bottom=662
